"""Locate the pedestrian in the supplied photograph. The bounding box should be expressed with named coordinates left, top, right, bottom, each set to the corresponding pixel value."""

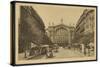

left=45, top=47, right=50, bottom=58
left=24, top=49, right=29, bottom=58
left=88, top=42, right=94, bottom=56
left=49, top=47, right=54, bottom=58
left=80, top=43, right=85, bottom=54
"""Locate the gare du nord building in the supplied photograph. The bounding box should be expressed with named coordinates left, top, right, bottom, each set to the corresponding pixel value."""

left=46, top=20, right=74, bottom=47
left=46, top=9, right=95, bottom=47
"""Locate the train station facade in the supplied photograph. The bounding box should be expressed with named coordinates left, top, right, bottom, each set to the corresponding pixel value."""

left=46, top=22, right=74, bottom=47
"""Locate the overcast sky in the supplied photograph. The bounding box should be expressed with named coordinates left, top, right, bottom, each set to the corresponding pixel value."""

left=17, top=3, right=95, bottom=29
left=31, top=4, right=86, bottom=28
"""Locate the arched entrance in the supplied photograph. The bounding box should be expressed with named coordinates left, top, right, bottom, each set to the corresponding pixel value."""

left=53, top=25, right=70, bottom=47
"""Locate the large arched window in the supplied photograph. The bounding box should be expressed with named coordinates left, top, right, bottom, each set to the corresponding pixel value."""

left=54, top=27, right=69, bottom=44
left=56, top=27, right=68, bottom=35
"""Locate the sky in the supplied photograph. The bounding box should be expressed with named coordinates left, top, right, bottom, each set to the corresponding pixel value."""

left=31, top=4, right=86, bottom=28
left=16, top=3, right=95, bottom=28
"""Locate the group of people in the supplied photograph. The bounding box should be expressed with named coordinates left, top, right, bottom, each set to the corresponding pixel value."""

left=24, top=42, right=40, bottom=59
left=73, top=42, right=94, bottom=56
left=24, top=41, right=95, bottom=59
left=45, top=46, right=54, bottom=58
left=24, top=42, right=56, bottom=59
left=81, top=42, right=94, bottom=56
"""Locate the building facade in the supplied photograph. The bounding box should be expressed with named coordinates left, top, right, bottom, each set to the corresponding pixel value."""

left=19, top=6, right=52, bottom=53
left=75, top=9, right=95, bottom=44
left=46, top=22, right=74, bottom=47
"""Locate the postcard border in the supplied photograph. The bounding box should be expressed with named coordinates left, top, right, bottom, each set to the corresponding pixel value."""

left=10, top=1, right=98, bottom=66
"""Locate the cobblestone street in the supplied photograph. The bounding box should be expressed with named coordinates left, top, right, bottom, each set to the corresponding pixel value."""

left=53, top=47, right=85, bottom=58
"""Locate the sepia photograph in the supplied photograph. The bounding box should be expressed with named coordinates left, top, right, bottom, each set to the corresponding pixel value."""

left=11, top=1, right=97, bottom=65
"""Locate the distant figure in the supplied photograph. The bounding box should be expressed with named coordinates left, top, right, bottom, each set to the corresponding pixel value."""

left=46, top=47, right=53, bottom=58
left=89, top=42, right=94, bottom=51
left=30, top=42, right=37, bottom=56
left=54, top=44, right=59, bottom=52
left=24, top=49, right=30, bottom=58
left=88, top=42, right=94, bottom=56
left=80, top=43, right=85, bottom=54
